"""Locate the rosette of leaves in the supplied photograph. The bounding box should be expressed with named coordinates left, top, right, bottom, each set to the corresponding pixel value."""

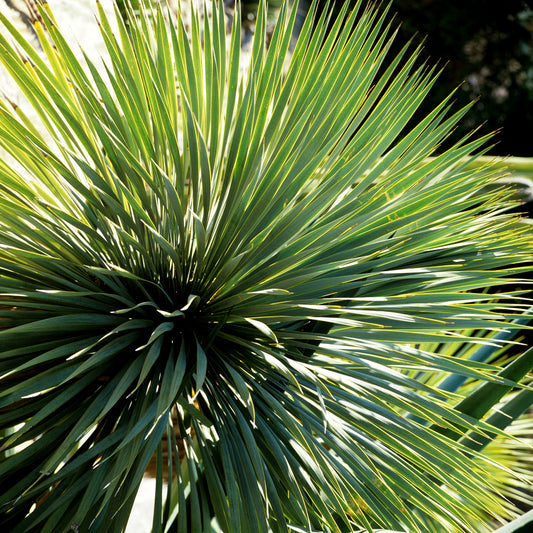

left=0, top=1, right=532, bottom=532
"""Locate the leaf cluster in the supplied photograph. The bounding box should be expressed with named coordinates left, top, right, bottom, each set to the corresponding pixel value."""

left=0, top=1, right=532, bottom=532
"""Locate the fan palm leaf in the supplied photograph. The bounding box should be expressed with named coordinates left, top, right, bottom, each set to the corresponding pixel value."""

left=0, top=1, right=532, bottom=532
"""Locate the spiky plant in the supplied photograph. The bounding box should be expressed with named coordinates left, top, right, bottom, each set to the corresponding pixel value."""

left=0, top=1, right=532, bottom=532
